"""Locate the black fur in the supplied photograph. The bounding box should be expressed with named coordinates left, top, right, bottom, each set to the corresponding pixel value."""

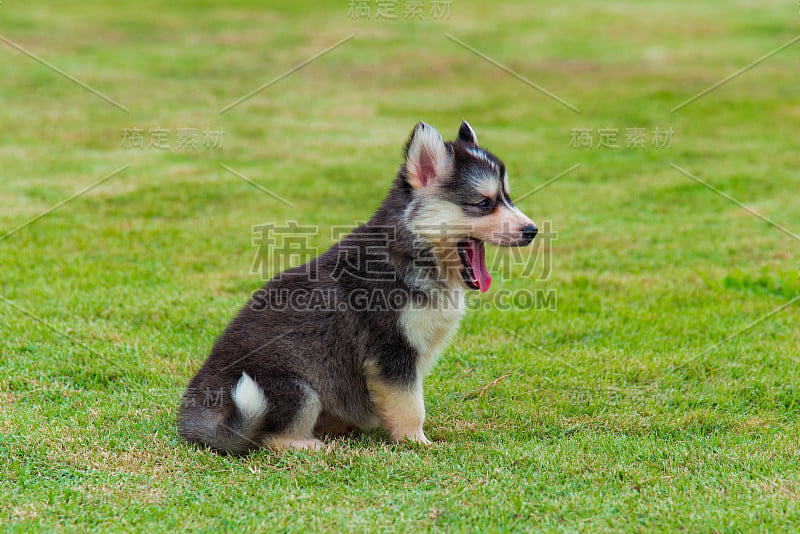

left=457, top=120, right=479, bottom=144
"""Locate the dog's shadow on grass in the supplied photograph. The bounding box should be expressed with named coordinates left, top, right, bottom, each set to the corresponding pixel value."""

left=315, top=428, right=442, bottom=454
left=181, top=428, right=441, bottom=461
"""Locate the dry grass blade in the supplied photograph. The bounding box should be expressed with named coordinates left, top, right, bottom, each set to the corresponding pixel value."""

left=464, top=373, right=511, bottom=400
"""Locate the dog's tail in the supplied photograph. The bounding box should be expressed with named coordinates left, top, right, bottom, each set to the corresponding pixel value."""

left=177, top=372, right=268, bottom=455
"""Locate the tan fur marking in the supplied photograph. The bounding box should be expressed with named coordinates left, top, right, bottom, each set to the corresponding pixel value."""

left=261, top=383, right=322, bottom=450
left=363, top=361, right=430, bottom=444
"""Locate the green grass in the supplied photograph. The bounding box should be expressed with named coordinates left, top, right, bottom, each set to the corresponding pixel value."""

left=2, top=0, right=800, bottom=531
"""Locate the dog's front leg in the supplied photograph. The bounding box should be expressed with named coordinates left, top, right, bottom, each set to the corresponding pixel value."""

left=364, top=361, right=431, bottom=445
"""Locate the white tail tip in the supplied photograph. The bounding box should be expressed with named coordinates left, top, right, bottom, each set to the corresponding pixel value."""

left=232, top=372, right=268, bottom=420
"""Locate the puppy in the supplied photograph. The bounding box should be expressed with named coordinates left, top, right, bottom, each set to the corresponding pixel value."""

left=177, top=121, right=537, bottom=453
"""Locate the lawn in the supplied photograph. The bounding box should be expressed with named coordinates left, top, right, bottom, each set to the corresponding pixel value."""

left=1, top=0, right=799, bottom=531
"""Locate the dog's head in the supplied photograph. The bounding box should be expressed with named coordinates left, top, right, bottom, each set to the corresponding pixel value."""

left=401, top=121, right=537, bottom=292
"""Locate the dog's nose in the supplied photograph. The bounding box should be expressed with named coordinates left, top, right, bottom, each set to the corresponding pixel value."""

left=521, top=225, right=538, bottom=244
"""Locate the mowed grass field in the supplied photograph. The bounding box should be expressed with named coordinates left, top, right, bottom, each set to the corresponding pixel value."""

left=2, top=0, right=800, bottom=531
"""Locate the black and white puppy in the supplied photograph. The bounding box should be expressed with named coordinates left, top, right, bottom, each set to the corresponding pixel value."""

left=177, top=121, right=537, bottom=453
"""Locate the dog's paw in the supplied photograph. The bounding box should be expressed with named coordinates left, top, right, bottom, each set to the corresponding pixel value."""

left=287, top=438, right=325, bottom=451
left=393, top=430, right=432, bottom=446
left=266, top=437, right=325, bottom=451
left=412, top=434, right=433, bottom=446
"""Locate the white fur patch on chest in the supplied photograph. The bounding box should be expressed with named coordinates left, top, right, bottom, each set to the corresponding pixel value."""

left=399, top=288, right=465, bottom=378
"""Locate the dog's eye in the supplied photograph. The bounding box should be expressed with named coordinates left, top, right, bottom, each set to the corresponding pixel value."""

left=474, top=198, right=493, bottom=209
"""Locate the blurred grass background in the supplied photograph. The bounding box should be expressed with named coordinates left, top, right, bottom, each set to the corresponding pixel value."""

left=1, top=0, right=799, bottom=531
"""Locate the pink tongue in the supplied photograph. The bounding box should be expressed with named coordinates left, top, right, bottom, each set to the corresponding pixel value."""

left=467, top=240, right=492, bottom=293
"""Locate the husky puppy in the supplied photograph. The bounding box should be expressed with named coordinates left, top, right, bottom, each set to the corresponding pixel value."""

left=177, top=121, right=537, bottom=453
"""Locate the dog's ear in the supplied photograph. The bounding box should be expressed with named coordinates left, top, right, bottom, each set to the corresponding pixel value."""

left=457, top=120, right=478, bottom=145
left=404, top=122, right=451, bottom=189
